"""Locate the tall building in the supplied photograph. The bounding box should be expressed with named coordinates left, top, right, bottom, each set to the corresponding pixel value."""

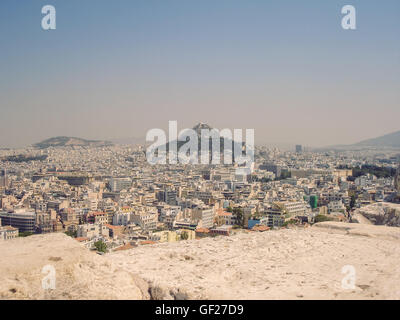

left=259, top=162, right=281, bottom=178
left=395, top=164, right=400, bottom=194
left=0, top=169, right=8, bottom=188
left=0, top=211, right=36, bottom=233
left=295, top=145, right=303, bottom=153
left=157, top=189, right=177, bottom=205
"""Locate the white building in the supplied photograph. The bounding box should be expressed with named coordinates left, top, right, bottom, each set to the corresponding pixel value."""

left=77, top=223, right=108, bottom=239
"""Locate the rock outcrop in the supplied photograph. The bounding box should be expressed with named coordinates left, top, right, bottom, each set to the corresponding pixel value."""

left=0, top=233, right=149, bottom=300
left=1, top=223, right=400, bottom=300
left=352, top=202, right=400, bottom=227
left=110, top=223, right=400, bottom=300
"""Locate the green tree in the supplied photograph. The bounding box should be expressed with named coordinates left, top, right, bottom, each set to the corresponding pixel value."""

left=314, top=215, right=333, bottom=223
left=94, top=240, right=107, bottom=253
left=65, top=230, right=77, bottom=238
left=350, top=195, right=357, bottom=209
left=233, top=208, right=244, bottom=227
left=180, top=231, right=189, bottom=240
left=18, top=231, right=34, bottom=237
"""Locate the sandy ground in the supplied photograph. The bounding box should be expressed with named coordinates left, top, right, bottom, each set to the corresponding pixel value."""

left=1, top=222, right=400, bottom=300
left=111, top=223, right=400, bottom=300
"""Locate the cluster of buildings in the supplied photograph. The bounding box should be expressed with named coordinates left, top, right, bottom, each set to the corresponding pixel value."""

left=0, top=139, right=399, bottom=250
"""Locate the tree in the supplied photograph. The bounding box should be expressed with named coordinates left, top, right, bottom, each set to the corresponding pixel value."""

left=94, top=240, right=107, bottom=253
left=180, top=231, right=189, bottom=240
left=350, top=195, right=357, bottom=209
left=65, top=230, right=77, bottom=238
left=18, top=231, right=34, bottom=237
left=314, top=215, right=333, bottom=223
left=233, top=208, right=244, bottom=227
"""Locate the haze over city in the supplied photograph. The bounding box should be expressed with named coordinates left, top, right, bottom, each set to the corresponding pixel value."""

left=2, top=0, right=400, bottom=308
left=0, top=0, right=399, bottom=148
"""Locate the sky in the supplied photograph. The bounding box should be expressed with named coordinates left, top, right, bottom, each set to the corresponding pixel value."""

left=0, top=0, right=399, bottom=148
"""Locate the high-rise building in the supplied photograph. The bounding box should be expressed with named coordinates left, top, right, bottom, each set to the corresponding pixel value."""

left=295, top=145, right=303, bottom=153
left=395, top=164, right=400, bottom=194
left=309, top=195, right=318, bottom=209
left=259, top=162, right=281, bottom=178
left=0, top=169, right=8, bottom=188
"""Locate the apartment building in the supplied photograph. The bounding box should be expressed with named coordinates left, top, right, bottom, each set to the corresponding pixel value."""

left=131, top=213, right=157, bottom=231
left=77, top=223, right=108, bottom=239
left=192, top=207, right=215, bottom=229
left=0, top=211, right=36, bottom=233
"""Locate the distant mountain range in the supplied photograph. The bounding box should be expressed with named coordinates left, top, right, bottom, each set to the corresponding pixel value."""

left=33, top=136, right=113, bottom=149
left=315, top=130, right=400, bottom=151
left=354, top=130, right=400, bottom=148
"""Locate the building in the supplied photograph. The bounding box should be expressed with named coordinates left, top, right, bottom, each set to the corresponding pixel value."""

left=210, top=225, right=232, bottom=236
left=87, top=212, right=108, bottom=224
left=215, top=209, right=236, bottom=226
left=157, top=190, right=177, bottom=205
left=272, top=201, right=309, bottom=218
left=150, top=230, right=178, bottom=243
left=109, top=177, right=132, bottom=192
left=131, top=213, right=157, bottom=231
left=112, top=212, right=131, bottom=226
left=296, top=145, right=303, bottom=153
left=309, top=195, right=318, bottom=209
left=192, top=207, right=214, bottom=229
left=77, top=223, right=108, bottom=239
left=395, top=164, right=400, bottom=195
left=328, top=200, right=346, bottom=213
left=259, top=163, right=281, bottom=178
left=0, top=225, right=18, bottom=240
left=0, top=169, right=8, bottom=188
left=0, top=211, right=36, bottom=233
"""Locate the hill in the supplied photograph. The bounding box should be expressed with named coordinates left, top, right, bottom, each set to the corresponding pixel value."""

left=165, top=123, right=244, bottom=162
left=2, top=223, right=400, bottom=300
left=33, top=136, right=113, bottom=149
left=354, top=130, right=400, bottom=148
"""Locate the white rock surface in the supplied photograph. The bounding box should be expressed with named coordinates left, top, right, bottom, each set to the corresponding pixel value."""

left=353, top=202, right=400, bottom=226
left=110, top=223, right=400, bottom=300
left=0, top=233, right=149, bottom=300
left=2, top=223, right=400, bottom=300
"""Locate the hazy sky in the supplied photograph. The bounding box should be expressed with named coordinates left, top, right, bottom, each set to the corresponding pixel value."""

left=0, top=0, right=399, bottom=148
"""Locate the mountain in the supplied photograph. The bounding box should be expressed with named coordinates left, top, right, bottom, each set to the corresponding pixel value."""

left=165, top=123, right=244, bottom=157
left=110, top=136, right=145, bottom=145
left=354, top=130, right=400, bottom=148
left=33, top=136, right=113, bottom=149
left=314, top=130, right=400, bottom=151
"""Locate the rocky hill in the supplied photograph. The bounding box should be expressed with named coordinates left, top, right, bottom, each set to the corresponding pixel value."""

left=354, top=130, right=400, bottom=148
left=0, top=233, right=148, bottom=299
left=1, top=222, right=400, bottom=300
left=352, top=202, right=400, bottom=227
left=34, top=136, right=113, bottom=149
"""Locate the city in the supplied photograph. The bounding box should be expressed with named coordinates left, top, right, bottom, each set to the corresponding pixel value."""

left=0, top=0, right=399, bottom=311
left=1, top=128, right=399, bottom=248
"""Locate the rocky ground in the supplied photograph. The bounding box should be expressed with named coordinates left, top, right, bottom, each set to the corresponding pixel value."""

left=0, top=233, right=149, bottom=299
left=110, top=222, right=400, bottom=300
left=352, top=202, right=400, bottom=227
left=1, top=222, right=400, bottom=300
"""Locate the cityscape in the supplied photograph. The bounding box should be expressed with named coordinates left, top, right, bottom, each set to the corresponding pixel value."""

left=0, top=0, right=399, bottom=306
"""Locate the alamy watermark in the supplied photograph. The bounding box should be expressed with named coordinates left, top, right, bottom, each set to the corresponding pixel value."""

left=42, top=264, right=56, bottom=290
left=341, top=265, right=356, bottom=290
left=146, top=121, right=254, bottom=175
